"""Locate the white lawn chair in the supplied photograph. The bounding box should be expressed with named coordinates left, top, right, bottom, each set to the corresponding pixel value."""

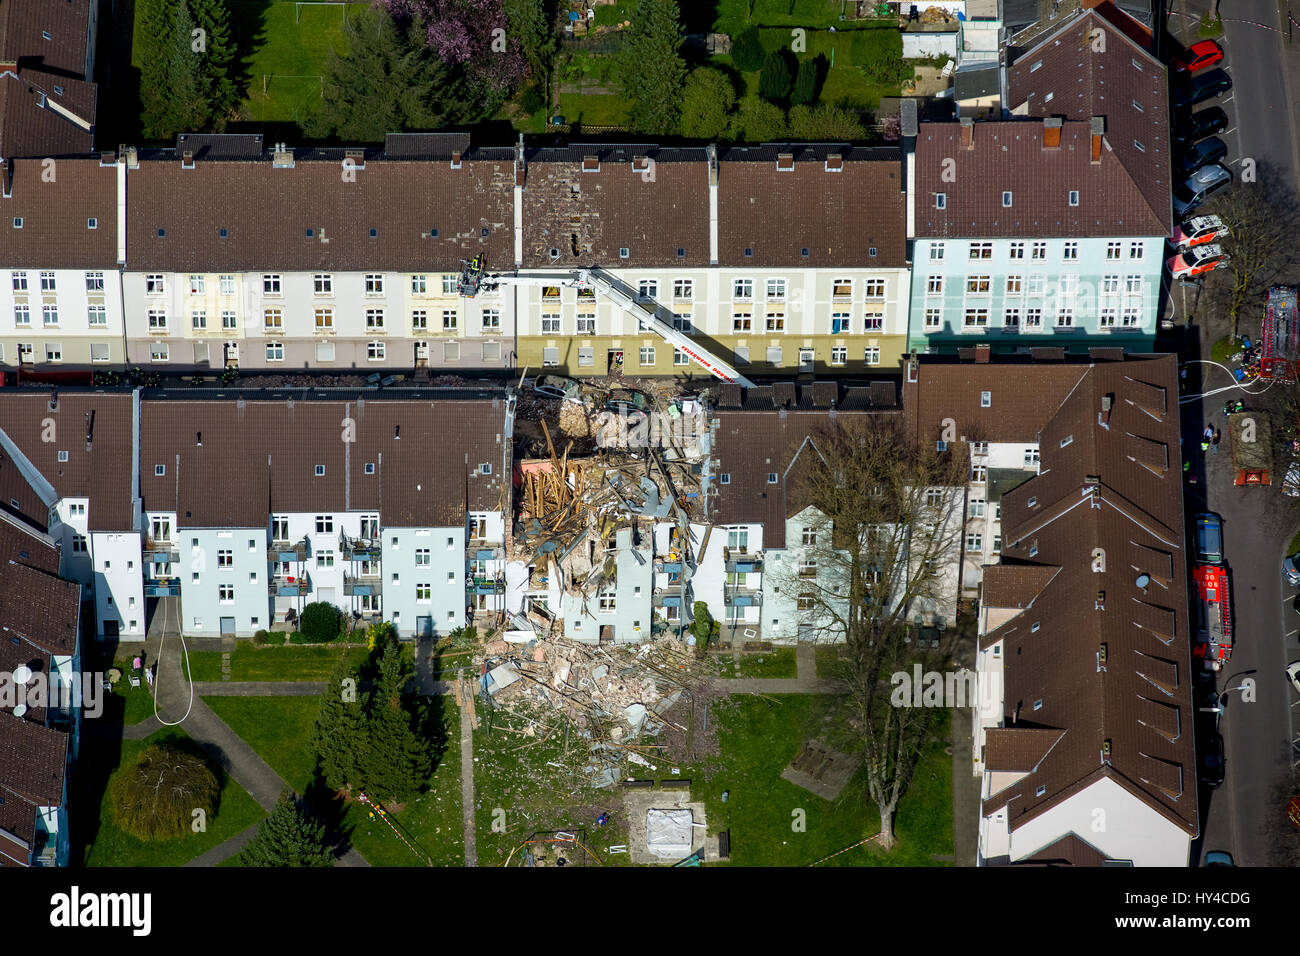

left=128, top=672, right=141, bottom=688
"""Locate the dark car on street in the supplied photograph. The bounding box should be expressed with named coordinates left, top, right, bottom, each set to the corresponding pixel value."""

left=1199, top=729, right=1226, bottom=787
left=1176, top=137, right=1228, bottom=177
left=1172, top=69, right=1232, bottom=109
left=1173, top=106, right=1229, bottom=145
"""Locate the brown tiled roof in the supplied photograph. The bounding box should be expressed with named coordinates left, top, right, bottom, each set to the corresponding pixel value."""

left=0, top=716, right=66, bottom=806
left=0, top=558, right=77, bottom=653
left=903, top=360, right=1088, bottom=446
left=140, top=397, right=505, bottom=528
left=0, top=510, right=57, bottom=570
left=710, top=407, right=903, bottom=549
left=1006, top=9, right=1171, bottom=235
left=125, top=156, right=516, bottom=272
left=1018, top=832, right=1110, bottom=866
left=980, top=354, right=1197, bottom=839
left=984, top=727, right=1066, bottom=772
left=718, top=146, right=905, bottom=268
left=913, top=118, right=1166, bottom=239
left=0, top=156, right=116, bottom=266
left=0, top=0, right=91, bottom=76
left=0, top=391, right=135, bottom=530
left=521, top=147, right=710, bottom=269
left=980, top=563, right=1060, bottom=608
left=0, top=68, right=94, bottom=159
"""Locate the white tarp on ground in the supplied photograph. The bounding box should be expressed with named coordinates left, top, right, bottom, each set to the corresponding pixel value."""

left=645, top=809, right=694, bottom=858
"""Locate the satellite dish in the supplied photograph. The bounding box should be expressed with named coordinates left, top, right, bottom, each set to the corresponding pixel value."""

left=12, top=704, right=26, bottom=718
left=12, top=665, right=31, bottom=684
left=1135, top=574, right=1151, bottom=589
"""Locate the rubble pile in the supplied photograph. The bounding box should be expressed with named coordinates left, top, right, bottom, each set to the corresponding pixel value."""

left=479, top=634, right=713, bottom=788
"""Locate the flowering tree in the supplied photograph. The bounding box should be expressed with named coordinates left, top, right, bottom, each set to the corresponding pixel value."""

left=378, top=0, right=526, bottom=107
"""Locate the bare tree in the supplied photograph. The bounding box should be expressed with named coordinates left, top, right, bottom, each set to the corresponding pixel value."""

left=773, top=415, right=970, bottom=848
left=1202, top=165, right=1300, bottom=340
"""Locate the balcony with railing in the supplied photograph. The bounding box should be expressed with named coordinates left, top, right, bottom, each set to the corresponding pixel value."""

left=144, top=537, right=179, bottom=563
left=270, top=538, right=309, bottom=562
left=723, top=547, right=763, bottom=573
left=269, top=570, right=311, bottom=597
left=724, top=584, right=762, bottom=607
left=340, top=534, right=381, bottom=561
left=466, top=573, right=505, bottom=596
left=144, top=576, right=181, bottom=598
left=343, top=572, right=381, bottom=596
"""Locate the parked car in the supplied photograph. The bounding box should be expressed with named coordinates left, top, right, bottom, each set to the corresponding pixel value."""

left=1172, top=40, right=1225, bottom=74
left=1172, top=68, right=1232, bottom=109
left=533, top=375, right=581, bottom=402
left=1172, top=164, right=1232, bottom=217
left=1285, top=554, right=1300, bottom=587
left=1174, top=106, right=1229, bottom=145
left=1290, top=593, right=1300, bottom=615
left=1170, top=214, right=1231, bottom=249
left=1203, top=850, right=1235, bottom=866
left=1194, top=513, right=1224, bottom=564
left=1199, top=730, right=1225, bottom=787
left=1288, top=661, right=1300, bottom=693
left=1176, top=136, right=1228, bottom=177
left=1167, top=243, right=1230, bottom=279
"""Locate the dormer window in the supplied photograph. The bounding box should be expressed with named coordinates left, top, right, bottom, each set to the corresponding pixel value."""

left=767, top=473, right=778, bottom=484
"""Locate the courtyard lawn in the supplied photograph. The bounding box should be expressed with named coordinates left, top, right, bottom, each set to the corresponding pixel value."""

left=82, top=729, right=266, bottom=867
left=692, top=695, right=954, bottom=866
left=203, top=695, right=322, bottom=793
left=186, top=643, right=372, bottom=682
left=337, top=697, right=464, bottom=866
left=715, top=0, right=859, bottom=34
left=555, top=91, right=632, bottom=128
left=227, top=1, right=368, bottom=126
left=717, top=647, right=798, bottom=678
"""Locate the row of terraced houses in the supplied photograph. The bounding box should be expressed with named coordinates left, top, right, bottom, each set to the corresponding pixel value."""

left=0, top=0, right=1200, bottom=868
left=0, top=2, right=1173, bottom=378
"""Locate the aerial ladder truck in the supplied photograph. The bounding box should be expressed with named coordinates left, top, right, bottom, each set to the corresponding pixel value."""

left=457, top=256, right=757, bottom=388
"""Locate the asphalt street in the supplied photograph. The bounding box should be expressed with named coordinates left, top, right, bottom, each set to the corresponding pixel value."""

left=1166, top=0, right=1300, bottom=865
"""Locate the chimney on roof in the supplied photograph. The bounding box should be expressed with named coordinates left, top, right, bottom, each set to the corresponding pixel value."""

left=181, top=149, right=194, bottom=169
left=776, top=152, right=794, bottom=171
left=632, top=155, right=651, bottom=175
left=960, top=116, right=974, bottom=151
left=0, top=61, right=15, bottom=75
left=272, top=143, right=294, bottom=168
left=1100, top=393, right=1113, bottom=428
left=1042, top=117, right=1062, bottom=149
left=975, top=343, right=991, bottom=364
left=1090, top=117, right=1105, bottom=164
left=707, top=143, right=718, bottom=186
left=582, top=154, right=600, bottom=173
left=119, top=144, right=138, bottom=169
left=825, top=153, right=843, bottom=173
left=450, top=150, right=462, bottom=169
left=514, top=137, right=526, bottom=188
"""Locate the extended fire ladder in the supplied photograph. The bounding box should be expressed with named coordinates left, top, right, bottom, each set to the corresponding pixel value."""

left=458, top=258, right=756, bottom=388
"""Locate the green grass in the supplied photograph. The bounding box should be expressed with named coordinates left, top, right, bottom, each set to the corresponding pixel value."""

left=556, top=91, right=632, bottom=128
left=338, top=697, right=463, bottom=866
left=83, top=729, right=266, bottom=867
left=717, top=647, right=798, bottom=678
left=592, top=0, right=638, bottom=28
left=1211, top=336, right=1248, bottom=364
left=1287, top=527, right=1300, bottom=557
left=1198, top=13, right=1224, bottom=39
left=203, top=696, right=322, bottom=793
left=815, top=644, right=850, bottom=679
left=187, top=643, right=372, bottom=682
left=693, top=696, right=954, bottom=866
left=228, top=1, right=368, bottom=126
left=716, top=0, right=863, bottom=33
